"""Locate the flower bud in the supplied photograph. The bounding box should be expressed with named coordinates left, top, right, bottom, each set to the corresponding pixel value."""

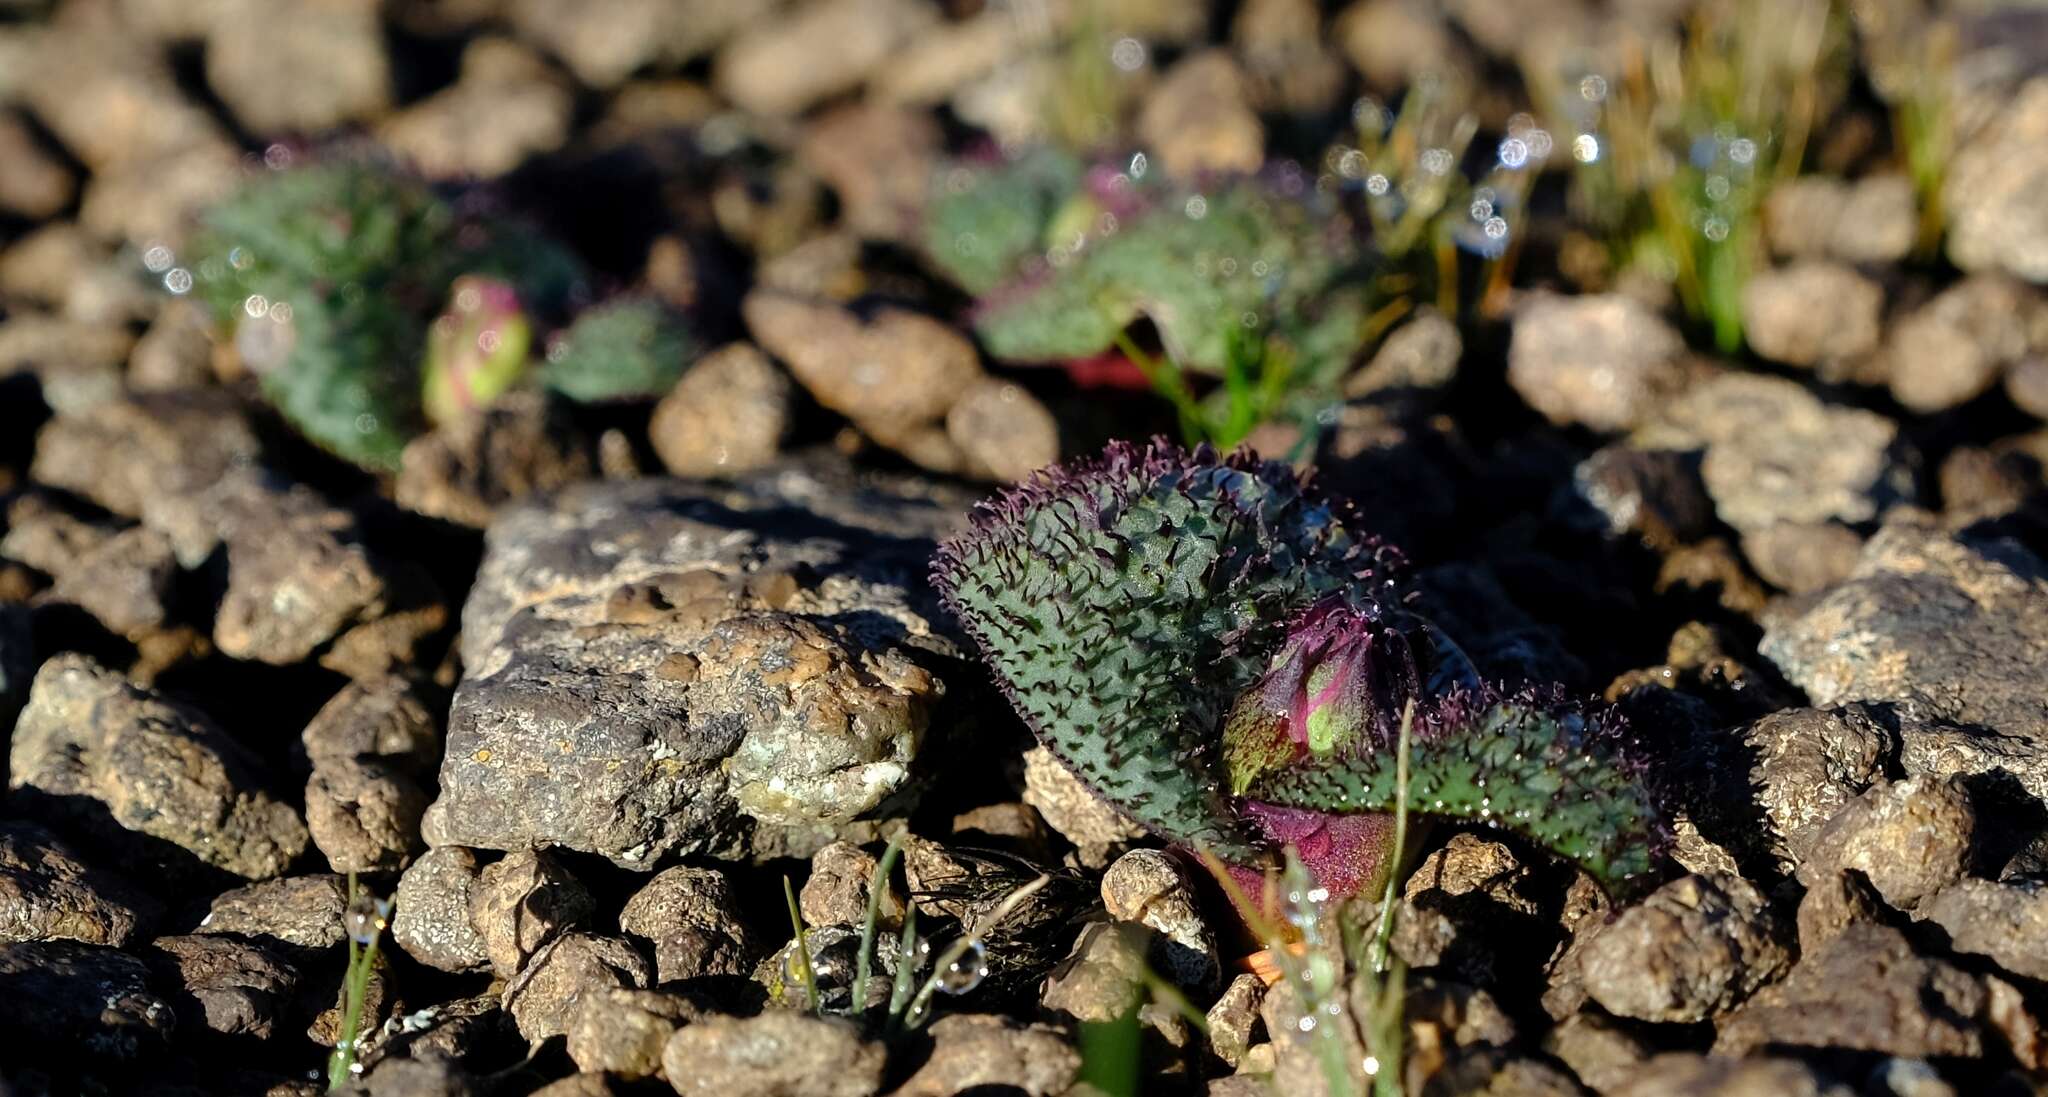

left=1222, top=598, right=1419, bottom=794
left=423, top=275, right=530, bottom=426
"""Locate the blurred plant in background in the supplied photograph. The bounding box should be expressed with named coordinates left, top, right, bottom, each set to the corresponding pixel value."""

left=1529, top=0, right=1851, bottom=353
left=1852, top=0, right=1959, bottom=257
left=923, top=151, right=1379, bottom=450
left=177, top=157, right=698, bottom=471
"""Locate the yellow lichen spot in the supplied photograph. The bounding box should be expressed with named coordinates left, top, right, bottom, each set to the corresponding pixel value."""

left=472, top=748, right=493, bottom=764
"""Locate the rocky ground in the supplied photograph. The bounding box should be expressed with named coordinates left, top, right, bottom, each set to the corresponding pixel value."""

left=3, top=1, right=2048, bottom=1096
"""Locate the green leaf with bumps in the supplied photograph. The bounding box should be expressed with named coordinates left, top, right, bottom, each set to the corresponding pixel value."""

left=1247, top=688, right=1662, bottom=890
left=539, top=298, right=698, bottom=403
left=256, top=285, right=423, bottom=470
left=969, top=183, right=1372, bottom=379
left=187, top=160, right=589, bottom=470
left=923, top=149, right=1084, bottom=295
left=931, top=441, right=1404, bottom=861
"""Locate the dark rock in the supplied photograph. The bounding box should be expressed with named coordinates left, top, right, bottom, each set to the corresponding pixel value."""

left=148, top=933, right=301, bottom=1039
left=1206, top=973, right=1266, bottom=1069
left=1335, top=0, right=1475, bottom=95
left=1740, top=522, right=1864, bottom=596
left=200, top=470, right=446, bottom=675
left=1797, top=777, right=1975, bottom=912
left=1418, top=1047, right=1585, bottom=1096
left=1945, top=77, right=2048, bottom=283
left=0, top=820, right=158, bottom=947
left=199, top=875, right=348, bottom=950
left=470, top=848, right=593, bottom=977
left=425, top=472, right=960, bottom=867
left=1021, top=745, right=1144, bottom=869
left=501, top=932, right=652, bottom=1042
left=507, top=0, right=752, bottom=89
left=744, top=290, right=1057, bottom=479
left=0, top=603, right=27, bottom=737
left=41, top=525, right=181, bottom=642
left=358, top=993, right=515, bottom=1075
left=1633, top=373, right=1911, bottom=536
left=1795, top=864, right=1890, bottom=956
left=1764, top=173, right=1917, bottom=267
left=1134, top=50, right=1264, bottom=180
left=944, top=377, right=1065, bottom=485
left=1759, top=519, right=2048, bottom=770
left=1100, top=848, right=1218, bottom=993
left=303, top=675, right=444, bottom=874
left=1260, top=968, right=1366, bottom=1096
left=0, top=939, right=174, bottom=1060
left=395, top=391, right=596, bottom=529
left=619, top=865, right=753, bottom=983
left=649, top=343, right=793, bottom=479
left=1542, top=1010, right=1651, bottom=1094
left=888, top=1013, right=1081, bottom=1097
left=1345, top=307, right=1462, bottom=401
left=1042, top=922, right=1148, bottom=1027
left=1714, top=924, right=1989, bottom=1059
left=1233, top=0, right=1347, bottom=115
left=303, top=675, right=443, bottom=772
left=1742, top=261, right=1884, bottom=373
left=1412, top=561, right=1590, bottom=686
left=2010, top=357, right=2048, bottom=420
left=663, top=1010, right=886, bottom=1097
left=1939, top=445, right=2038, bottom=527
left=800, top=840, right=900, bottom=929
left=129, top=300, right=217, bottom=393
left=526, top=1076, right=628, bottom=1097
left=1745, top=706, right=1896, bottom=867
left=334, top=1057, right=477, bottom=1097
left=392, top=846, right=491, bottom=973
left=1404, top=976, right=1517, bottom=1053
left=1886, top=274, right=2045, bottom=413
left=1920, top=878, right=2048, bottom=982
left=1574, top=873, right=1791, bottom=1024
left=713, top=0, right=934, bottom=117
left=1509, top=293, right=1685, bottom=433
left=564, top=987, right=707, bottom=1079
left=798, top=103, right=938, bottom=242
left=0, top=112, right=74, bottom=219
left=29, top=390, right=259, bottom=525
left=949, top=802, right=1052, bottom=861
left=306, top=763, right=430, bottom=876
left=9, top=654, right=308, bottom=884
left=377, top=38, right=572, bottom=180
left=1571, top=445, right=1717, bottom=547
left=203, top=0, right=389, bottom=135
left=1613, top=1053, right=1854, bottom=1097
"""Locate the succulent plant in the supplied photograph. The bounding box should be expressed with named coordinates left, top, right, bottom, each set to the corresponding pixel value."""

left=931, top=161, right=1369, bottom=378
left=923, top=155, right=1377, bottom=446
left=539, top=297, right=698, bottom=404
left=186, top=159, right=589, bottom=469
left=932, top=441, right=1663, bottom=903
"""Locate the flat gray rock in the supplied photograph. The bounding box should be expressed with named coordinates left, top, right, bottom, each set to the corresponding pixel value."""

left=426, top=466, right=969, bottom=867
left=8, top=654, right=308, bottom=885
left=1760, top=520, right=2048, bottom=784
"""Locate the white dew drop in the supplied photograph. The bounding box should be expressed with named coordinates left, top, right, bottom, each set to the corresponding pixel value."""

left=938, top=938, right=989, bottom=994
